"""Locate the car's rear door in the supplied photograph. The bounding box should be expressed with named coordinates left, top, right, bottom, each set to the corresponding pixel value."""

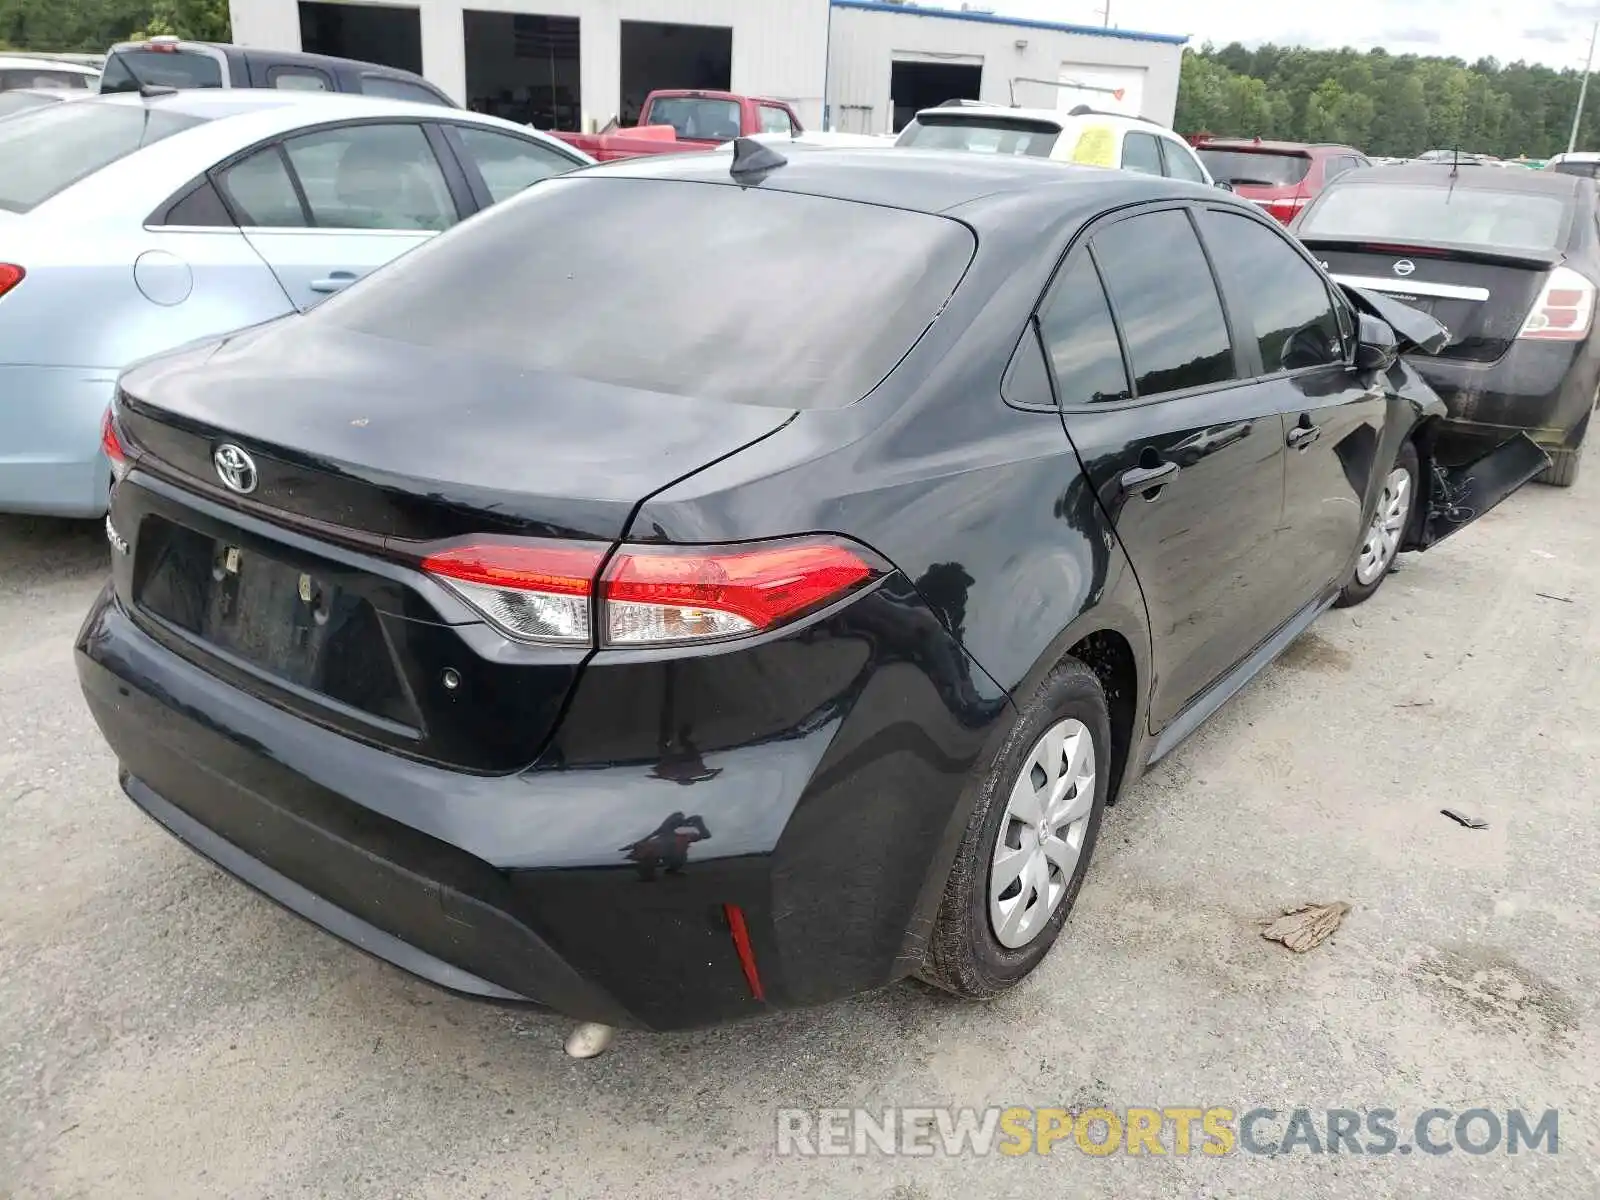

left=1046, top=205, right=1290, bottom=726
left=215, top=121, right=471, bottom=311
left=1196, top=205, right=1388, bottom=608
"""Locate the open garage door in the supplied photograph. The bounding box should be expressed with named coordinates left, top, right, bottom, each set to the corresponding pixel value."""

left=890, top=59, right=982, bottom=132
left=620, top=21, right=731, bottom=125
left=299, top=2, right=423, bottom=75
left=464, top=12, right=579, bottom=130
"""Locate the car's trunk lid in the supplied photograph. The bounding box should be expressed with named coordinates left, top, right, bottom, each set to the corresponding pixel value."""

left=111, top=321, right=795, bottom=772
left=116, top=320, right=794, bottom=544
left=1302, top=236, right=1557, bottom=364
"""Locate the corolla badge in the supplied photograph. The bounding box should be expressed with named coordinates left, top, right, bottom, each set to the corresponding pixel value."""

left=1393, top=259, right=1416, bottom=278
left=213, top=443, right=258, bottom=494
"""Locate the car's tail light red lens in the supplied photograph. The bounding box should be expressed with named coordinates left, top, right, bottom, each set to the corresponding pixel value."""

left=0, top=264, right=24, bottom=299
left=422, top=541, right=606, bottom=644
left=1519, top=266, right=1596, bottom=341
left=420, top=536, right=882, bottom=647
left=101, top=406, right=130, bottom=482
left=1264, top=196, right=1309, bottom=224
left=601, top=540, right=878, bottom=646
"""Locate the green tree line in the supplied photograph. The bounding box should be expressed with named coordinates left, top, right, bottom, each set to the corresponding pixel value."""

left=0, top=0, right=228, bottom=51
left=1177, top=41, right=1600, bottom=160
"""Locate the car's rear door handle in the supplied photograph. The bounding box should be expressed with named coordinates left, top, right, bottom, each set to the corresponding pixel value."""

left=1120, top=460, right=1180, bottom=495
left=310, top=270, right=359, bottom=294
left=1287, top=422, right=1322, bottom=449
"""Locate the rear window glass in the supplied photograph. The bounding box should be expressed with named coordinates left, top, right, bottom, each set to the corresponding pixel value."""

left=315, top=176, right=976, bottom=408
left=0, top=101, right=204, bottom=213
left=644, top=97, right=741, bottom=141
left=896, top=114, right=1060, bottom=158
left=1551, top=161, right=1600, bottom=179
left=99, top=49, right=223, bottom=92
left=1196, top=149, right=1310, bottom=186
left=1299, top=184, right=1569, bottom=254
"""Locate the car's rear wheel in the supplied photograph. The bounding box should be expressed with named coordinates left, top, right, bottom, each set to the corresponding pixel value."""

left=1336, top=439, right=1419, bottom=608
left=919, top=659, right=1109, bottom=999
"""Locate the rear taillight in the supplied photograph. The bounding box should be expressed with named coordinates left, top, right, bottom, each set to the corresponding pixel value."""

left=101, top=406, right=130, bottom=482
left=1519, top=266, right=1596, bottom=341
left=0, top=264, right=24, bottom=299
left=421, top=536, right=883, bottom=647
left=421, top=541, right=606, bottom=645
left=1264, top=196, right=1309, bottom=224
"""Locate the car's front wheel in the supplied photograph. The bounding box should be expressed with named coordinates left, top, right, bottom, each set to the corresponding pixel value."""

left=1336, top=439, right=1419, bottom=608
left=919, top=659, right=1110, bottom=999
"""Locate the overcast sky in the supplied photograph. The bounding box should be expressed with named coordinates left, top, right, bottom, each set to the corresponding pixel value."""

left=993, top=0, right=1600, bottom=70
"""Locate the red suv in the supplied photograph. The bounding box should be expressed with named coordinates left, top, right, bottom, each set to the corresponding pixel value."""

left=1191, top=138, right=1371, bottom=224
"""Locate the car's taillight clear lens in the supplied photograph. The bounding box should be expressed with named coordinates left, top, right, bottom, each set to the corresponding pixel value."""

left=0, top=264, right=24, bottom=299
left=601, top=539, right=879, bottom=646
left=101, top=406, right=130, bottom=482
left=1519, top=266, right=1596, bottom=341
left=422, top=541, right=606, bottom=644
left=420, top=536, right=883, bottom=647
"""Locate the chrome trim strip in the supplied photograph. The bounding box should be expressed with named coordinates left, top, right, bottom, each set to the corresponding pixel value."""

left=1331, top=273, right=1491, bottom=302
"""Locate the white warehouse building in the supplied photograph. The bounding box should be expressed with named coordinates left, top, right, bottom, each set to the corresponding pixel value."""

left=227, top=0, right=1186, bottom=135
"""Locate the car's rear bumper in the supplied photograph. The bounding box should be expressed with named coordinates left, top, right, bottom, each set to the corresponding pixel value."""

left=76, top=577, right=1009, bottom=1029
left=1410, top=339, right=1596, bottom=455
left=0, top=365, right=118, bottom=517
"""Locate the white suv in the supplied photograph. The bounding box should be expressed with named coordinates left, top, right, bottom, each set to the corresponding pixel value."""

left=896, top=102, right=1216, bottom=186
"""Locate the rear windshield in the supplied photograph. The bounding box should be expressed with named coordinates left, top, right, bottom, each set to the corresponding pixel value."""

left=1299, top=184, right=1569, bottom=254
left=315, top=176, right=976, bottom=408
left=99, top=48, right=223, bottom=92
left=0, top=101, right=204, bottom=213
left=1195, top=149, right=1310, bottom=186
left=644, top=97, right=741, bottom=141
left=896, top=114, right=1060, bottom=158
left=1551, top=160, right=1600, bottom=179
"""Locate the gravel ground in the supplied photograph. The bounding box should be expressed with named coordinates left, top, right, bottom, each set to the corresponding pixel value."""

left=2, top=469, right=1598, bottom=1199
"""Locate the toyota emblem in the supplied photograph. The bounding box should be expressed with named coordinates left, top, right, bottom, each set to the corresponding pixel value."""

left=1393, top=259, right=1416, bottom=278
left=213, top=443, right=258, bottom=494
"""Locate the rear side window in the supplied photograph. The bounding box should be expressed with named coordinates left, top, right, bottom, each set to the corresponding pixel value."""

left=1091, top=210, right=1235, bottom=397
left=99, top=49, right=223, bottom=92
left=283, top=124, right=457, bottom=230
left=1196, top=149, right=1311, bottom=186
left=758, top=105, right=795, bottom=135
left=1551, top=161, right=1600, bottom=179
left=1037, top=255, right=1132, bottom=406
left=1121, top=132, right=1163, bottom=176
left=0, top=102, right=203, bottom=213
left=1161, top=138, right=1208, bottom=183
left=1199, top=210, right=1344, bottom=373
left=216, top=146, right=306, bottom=226
left=360, top=75, right=451, bottom=106
left=315, top=177, right=976, bottom=408
left=896, top=114, right=1060, bottom=157
left=0, top=67, right=91, bottom=89
left=271, top=67, right=332, bottom=92
left=1299, top=184, right=1569, bottom=253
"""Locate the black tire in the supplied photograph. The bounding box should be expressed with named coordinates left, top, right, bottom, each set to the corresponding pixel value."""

left=1335, top=439, right=1420, bottom=609
left=1538, top=444, right=1583, bottom=488
left=918, top=659, right=1110, bottom=1000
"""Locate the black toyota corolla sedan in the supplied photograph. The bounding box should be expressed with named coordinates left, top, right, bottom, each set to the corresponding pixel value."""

left=1294, top=163, right=1600, bottom=486
left=78, top=143, right=1545, bottom=1032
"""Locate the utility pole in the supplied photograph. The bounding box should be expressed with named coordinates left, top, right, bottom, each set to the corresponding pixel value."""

left=1093, top=1, right=1110, bottom=27
left=1569, top=15, right=1599, bottom=153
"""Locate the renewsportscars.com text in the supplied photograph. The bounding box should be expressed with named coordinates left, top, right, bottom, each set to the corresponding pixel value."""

left=775, top=1106, right=1559, bottom=1157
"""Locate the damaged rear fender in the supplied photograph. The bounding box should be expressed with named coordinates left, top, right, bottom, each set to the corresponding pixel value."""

left=1406, top=417, right=1551, bottom=551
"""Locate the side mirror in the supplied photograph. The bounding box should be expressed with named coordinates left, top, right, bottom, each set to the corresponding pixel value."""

left=1354, top=313, right=1399, bottom=372
left=1215, top=180, right=1235, bottom=192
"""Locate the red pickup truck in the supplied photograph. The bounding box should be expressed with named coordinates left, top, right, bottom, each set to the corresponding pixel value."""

left=550, top=89, right=804, bottom=161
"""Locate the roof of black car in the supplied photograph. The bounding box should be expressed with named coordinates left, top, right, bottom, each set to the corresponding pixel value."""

left=591, top=144, right=1212, bottom=221
left=1335, top=162, right=1586, bottom=195
left=110, top=40, right=427, bottom=79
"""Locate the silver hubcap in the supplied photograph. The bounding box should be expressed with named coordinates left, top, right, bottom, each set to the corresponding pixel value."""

left=1355, top=466, right=1411, bottom=586
left=989, top=718, right=1096, bottom=949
